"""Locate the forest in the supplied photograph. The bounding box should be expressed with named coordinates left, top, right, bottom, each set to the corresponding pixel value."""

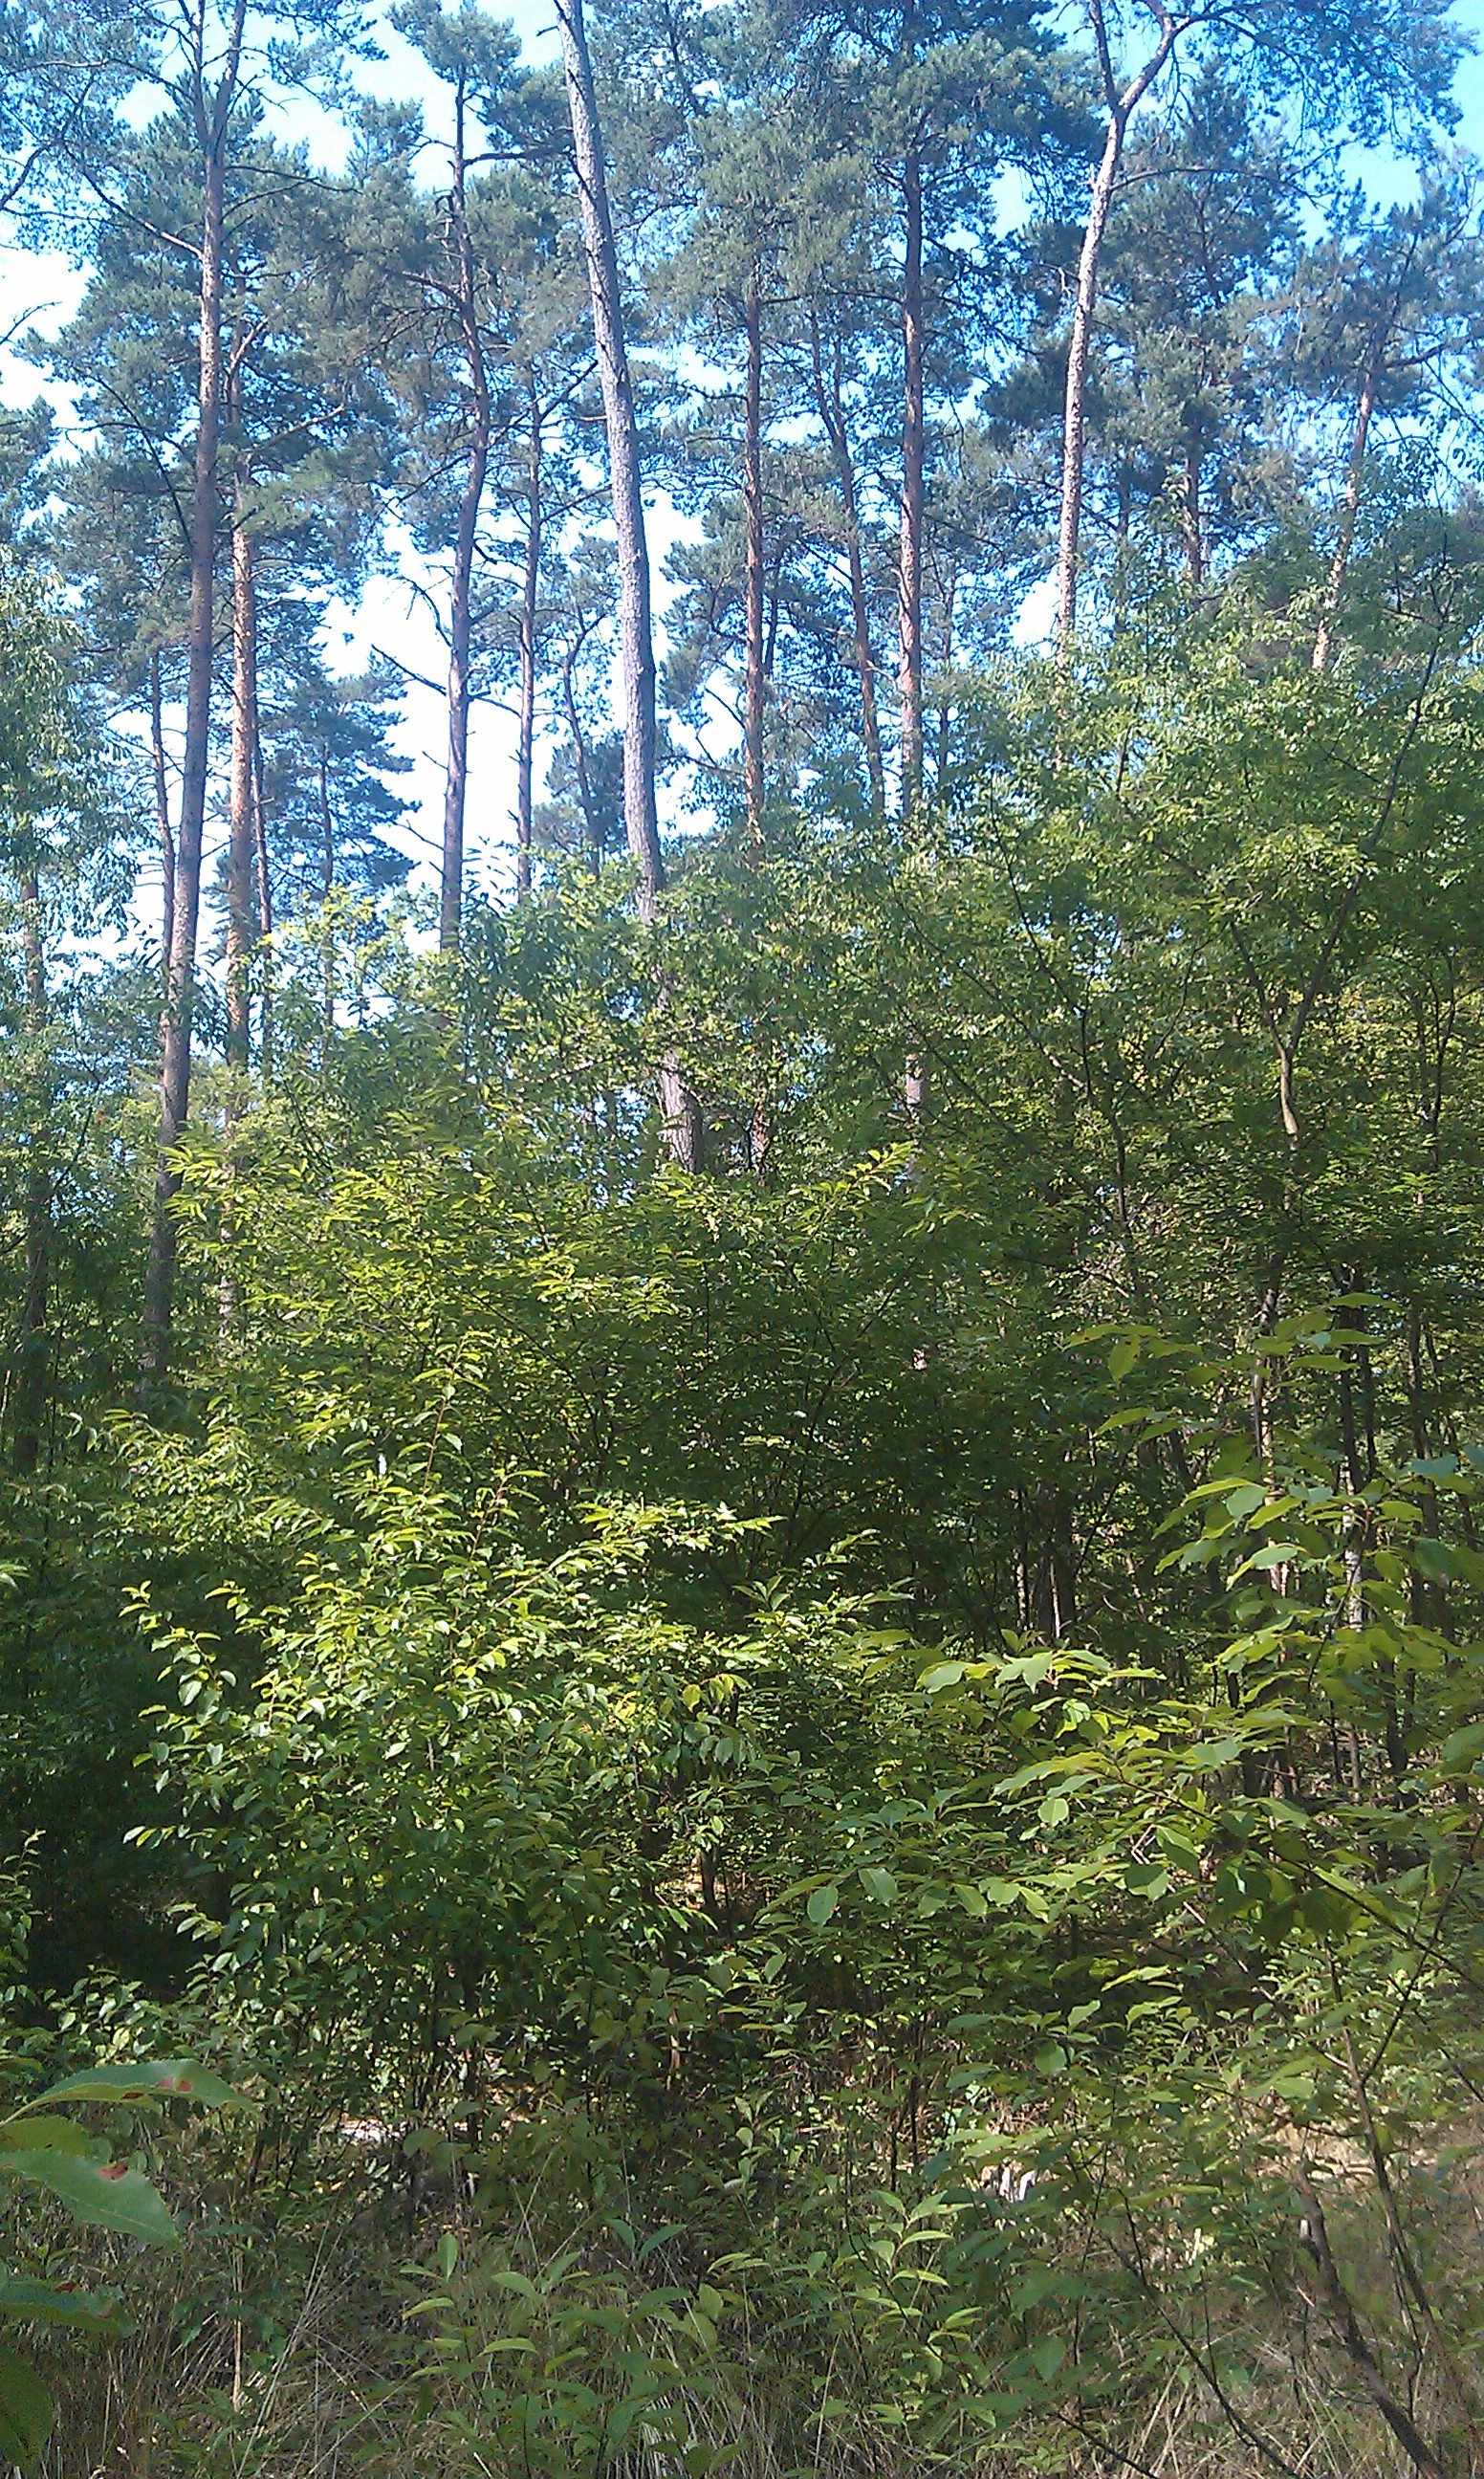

left=5, top=0, right=1484, bottom=2467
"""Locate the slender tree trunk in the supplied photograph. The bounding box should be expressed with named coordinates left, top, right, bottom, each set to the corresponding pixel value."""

left=442, top=73, right=491, bottom=954
left=561, top=638, right=601, bottom=871
left=898, top=142, right=925, bottom=813
left=253, top=730, right=273, bottom=1077
left=225, top=463, right=257, bottom=1073
left=812, top=317, right=883, bottom=810
left=1055, top=4, right=1182, bottom=659
left=148, top=648, right=174, bottom=985
left=516, top=365, right=543, bottom=902
left=1183, top=419, right=1203, bottom=585
left=936, top=551, right=956, bottom=789
left=1313, top=339, right=1383, bottom=674
left=555, top=0, right=662, bottom=906
left=319, top=746, right=335, bottom=1039
left=141, top=25, right=239, bottom=1399
left=557, top=0, right=701, bottom=1169
left=15, top=870, right=49, bottom=1476
left=742, top=260, right=766, bottom=845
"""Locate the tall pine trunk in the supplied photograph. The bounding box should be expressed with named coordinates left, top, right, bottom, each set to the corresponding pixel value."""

left=225, top=462, right=257, bottom=1073
left=1055, top=1, right=1181, bottom=658
left=15, top=869, right=50, bottom=1476
left=516, top=365, right=542, bottom=901
left=141, top=7, right=241, bottom=1397
left=898, top=143, right=925, bottom=813
left=556, top=0, right=701, bottom=1169
left=742, top=260, right=765, bottom=845
left=148, top=648, right=174, bottom=984
left=811, top=312, right=883, bottom=809
left=442, top=70, right=491, bottom=954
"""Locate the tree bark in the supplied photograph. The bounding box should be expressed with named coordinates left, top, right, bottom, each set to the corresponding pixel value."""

left=319, top=745, right=335, bottom=1037
left=516, top=364, right=542, bottom=902
left=15, top=869, right=50, bottom=1476
left=898, top=141, right=925, bottom=813
left=141, top=0, right=243, bottom=1400
left=1183, top=418, right=1203, bottom=585
left=1055, top=1, right=1184, bottom=659
left=1312, top=336, right=1383, bottom=674
left=557, top=0, right=701, bottom=1170
left=253, top=728, right=273, bottom=1077
left=441, top=69, right=491, bottom=954
left=742, top=259, right=765, bottom=845
left=811, top=313, right=884, bottom=810
left=555, top=0, right=663, bottom=908
left=225, top=461, right=258, bottom=1073
left=148, top=647, right=174, bottom=985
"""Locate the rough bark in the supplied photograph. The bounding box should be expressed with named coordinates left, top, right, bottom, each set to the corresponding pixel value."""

left=1312, top=340, right=1382, bottom=674
left=557, top=0, right=701, bottom=1170
left=141, top=0, right=243, bottom=1399
left=225, top=463, right=258, bottom=1073
left=555, top=0, right=663, bottom=906
left=148, top=647, right=174, bottom=984
left=898, top=142, right=925, bottom=812
left=516, top=365, right=542, bottom=901
left=742, top=260, right=765, bottom=845
left=1055, top=1, right=1184, bottom=658
left=15, top=870, right=50, bottom=1476
left=811, top=313, right=884, bottom=810
left=441, top=69, right=491, bottom=954
left=252, top=729, right=273, bottom=1076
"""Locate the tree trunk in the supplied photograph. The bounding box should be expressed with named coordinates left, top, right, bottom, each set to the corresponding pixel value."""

left=898, top=142, right=925, bottom=814
left=141, top=26, right=238, bottom=1400
left=516, top=364, right=542, bottom=902
left=253, top=729, right=273, bottom=1077
left=811, top=313, right=883, bottom=810
left=319, top=745, right=335, bottom=1039
left=1055, top=2, right=1182, bottom=659
left=148, top=647, right=174, bottom=986
left=225, top=464, right=257, bottom=1073
left=555, top=0, right=663, bottom=907
left=1183, top=419, right=1203, bottom=585
left=742, top=259, right=765, bottom=845
left=1312, top=338, right=1383, bottom=674
left=441, top=71, right=491, bottom=954
left=557, top=0, right=701, bottom=1170
left=15, top=869, right=50, bottom=1476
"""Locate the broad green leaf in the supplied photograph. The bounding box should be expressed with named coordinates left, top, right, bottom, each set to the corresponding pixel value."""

left=859, top=1866, right=897, bottom=1905
left=36, top=2060, right=243, bottom=2111
left=0, top=2150, right=177, bottom=2244
left=806, top=1883, right=840, bottom=1926
left=0, top=2343, right=53, bottom=2465
left=0, top=2117, right=92, bottom=2156
left=0, top=2276, right=131, bottom=2336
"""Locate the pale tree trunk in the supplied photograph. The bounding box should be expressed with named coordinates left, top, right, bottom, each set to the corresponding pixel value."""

left=898, top=142, right=925, bottom=813
left=15, top=869, right=50, bottom=1476
left=148, top=648, right=174, bottom=984
left=555, top=0, right=662, bottom=904
left=516, top=365, right=542, bottom=902
left=742, top=260, right=765, bottom=845
left=1182, top=419, right=1203, bottom=585
left=253, top=731, right=273, bottom=1076
left=811, top=312, right=883, bottom=810
left=556, top=0, right=702, bottom=1171
left=319, top=746, right=335, bottom=1038
left=1056, top=0, right=1184, bottom=659
left=442, top=70, right=491, bottom=954
left=225, top=462, right=257, bottom=1074
left=1312, top=338, right=1383, bottom=674
left=141, top=0, right=244, bottom=1399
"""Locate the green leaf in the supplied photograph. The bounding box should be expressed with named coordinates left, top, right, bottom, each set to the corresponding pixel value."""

left=806, top=1883, right=840, bottom=1926
left=0, top=2276, right=131, bottom=2336
left=0, top=2150, right=177, bottom=2244
left=0, top=2117, right=92, bottom=2156
left=1107, top=1340, right=1139, bottom=1381
left=36, top=2060, right=243, bottom=2111
left=859, top=1866, right=897, bottom=1905
left=0, top=2342, right=53, bottom=2466
left=1030, top=2336, right=1065, bottom=2380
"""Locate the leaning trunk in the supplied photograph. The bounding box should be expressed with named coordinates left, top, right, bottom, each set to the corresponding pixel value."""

left=141, top=100, right=230, bottom=1399
left=441, top=74, right=491, bottom=954
left=557, top=0, right=701, bottom=1170
left=1055, top=111, right=1124, bottom=657
left=742, top=260, right=765, bottom=845
left=14, top=869, right=50, bottom=1475
left=516, top=365, right=542, bottom=902
left=556, top=0, right=662, bottom=906
left=898, top=143, right=925, bottom=813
